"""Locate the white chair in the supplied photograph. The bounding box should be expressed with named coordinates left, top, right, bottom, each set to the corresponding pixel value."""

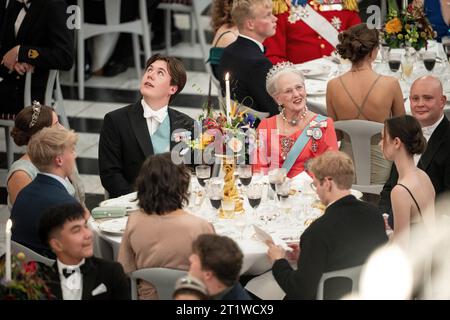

left=334, top=120, right=385, bottom=194
left=129, top=267, right=187, bottom=300
left=76, top=0, right=151, bottom=100
left=157, top=0, right=210, bottom=62
left=0, top=69, right=68, bottom=170
left=11, top=240, right=55, bottom=267
left=316, top=265, right=363, bottom=300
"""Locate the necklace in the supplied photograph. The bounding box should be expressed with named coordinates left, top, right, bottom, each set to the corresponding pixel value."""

left=280, top=106, right=308, bottom=126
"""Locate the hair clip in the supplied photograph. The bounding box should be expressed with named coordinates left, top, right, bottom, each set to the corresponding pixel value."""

left=29, top=100, right=42, bottom=128
left=266, top=61, right=297, bottom=82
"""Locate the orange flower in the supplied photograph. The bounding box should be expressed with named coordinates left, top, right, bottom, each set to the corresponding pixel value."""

left=385, top=18, right=402, bottom=34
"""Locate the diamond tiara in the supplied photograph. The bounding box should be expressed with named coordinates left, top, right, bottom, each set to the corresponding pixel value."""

left=266, top=61, right=297, bottom=82
left=29, top=101, right=42, bottom=128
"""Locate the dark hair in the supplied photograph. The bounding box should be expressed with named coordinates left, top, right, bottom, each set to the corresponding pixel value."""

left=135, top=153, right=190, bottom=215
left=384, top=115, right=426, bottom=155
left=336, top=23, right=379, bottom=64
left=192, top=234, right=243, bottom=287
left=38, top=202, right=85, bottom=246
left=210, top=0, right=234, bottom=32
left=144, top=54, right=187, bottom=103
left=11, top=105, right=55, bottom=146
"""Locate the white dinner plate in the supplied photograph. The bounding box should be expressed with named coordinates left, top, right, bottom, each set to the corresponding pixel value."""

left=295, top=64, right=330, bottom=77
left=99, top=192, right=139, bottom=212
left=305, top=79, right=327, bottom=96
left=98, top=217, right=128, bottom=235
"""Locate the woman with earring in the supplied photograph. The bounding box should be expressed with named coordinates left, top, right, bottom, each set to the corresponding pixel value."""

left=326, top=23, right=405, bottom=184
left=253, top=62, right=338, bottom=178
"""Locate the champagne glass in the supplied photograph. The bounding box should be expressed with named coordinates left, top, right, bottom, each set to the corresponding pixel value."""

left=423, top=51, right=436, bottom=72
left=401, top=52, right=414, bottom=81
left=246, top=182, right=263, bottom=221
left=195, top=165, right=211, bottom=187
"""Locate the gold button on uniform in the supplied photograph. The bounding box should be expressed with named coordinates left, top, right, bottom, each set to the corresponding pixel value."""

left=320, top=43, right=325, bottom=49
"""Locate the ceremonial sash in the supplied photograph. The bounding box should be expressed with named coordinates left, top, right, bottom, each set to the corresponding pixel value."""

left=282, top=114, right=327, bottom=173
left=300, top=4, right=339, bottom=47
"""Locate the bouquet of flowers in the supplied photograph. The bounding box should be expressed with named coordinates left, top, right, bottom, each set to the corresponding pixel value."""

left=381, top=0, right=435, bottom=51
left=0, top=253, right=54, bottom=300
left=188, top=99, right=258, bottom=164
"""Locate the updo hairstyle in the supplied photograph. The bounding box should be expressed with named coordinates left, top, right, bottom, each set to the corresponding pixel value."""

left=336, top=23, right=379, bottom=64
left=10, top=104, right=54, bottom=146
left=384, top=115, right=426, bottom=155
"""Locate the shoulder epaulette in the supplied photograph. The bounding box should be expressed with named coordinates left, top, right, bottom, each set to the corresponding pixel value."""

left=342, top=0, right=359, bottom=11
left=272, top=0, right=289, bottom=15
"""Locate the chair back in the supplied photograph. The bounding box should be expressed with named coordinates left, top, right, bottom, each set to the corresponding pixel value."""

left=11, top=241, right=55, bottom=267
left=334, top=120, right=384, bottom=194
left=316, top=265, right=363, bottom=300
left=129, top=267, right=187, bottom=300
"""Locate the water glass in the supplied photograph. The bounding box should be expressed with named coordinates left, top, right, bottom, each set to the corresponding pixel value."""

left=221, top=199, right=235, bottom=219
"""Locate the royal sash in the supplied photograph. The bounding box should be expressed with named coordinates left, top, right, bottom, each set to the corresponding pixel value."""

left=299, top=4, right=339, bottom=47
left=282, top=114, right=327, bottom=173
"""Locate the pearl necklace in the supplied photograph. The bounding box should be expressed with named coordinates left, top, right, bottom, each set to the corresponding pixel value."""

left=280, top=106, right=308, bottom=126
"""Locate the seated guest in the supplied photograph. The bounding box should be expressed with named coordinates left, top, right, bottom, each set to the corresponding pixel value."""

left=327, top=23, right=405, bottom=184
left=267, top=151, right=388, bottom=299
left=117, top=153, right=214, bottom=300
left=218, top=0, right=279, bottom=117
left=263, top=0, right=361, bottom=64
left=38, top=202, right=130, bottom=300
left=414, top=0, right=450, bottom=42
left=253, top=62, right=338, bottom=178
left=380, top=115, right=435, bottom=247
left=7, top=102, right=85, bottom=208
left=379, top=76, right=450, bottom=227
left=208, top=0, right=239, bottom=79
left=173, top=275, right=209, bottom=300
left=11, top=127, right=79, bottom=257
left=188, top=234, right=251, bottom=300
left=99, top=54, right=194, bottom=198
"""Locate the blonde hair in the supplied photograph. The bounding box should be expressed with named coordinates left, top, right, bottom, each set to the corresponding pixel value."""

left=28, top=127, right=78, bottom=172
left=231, top=0, right=271, bottom=29
left=309, top=151, right=355, bottom=190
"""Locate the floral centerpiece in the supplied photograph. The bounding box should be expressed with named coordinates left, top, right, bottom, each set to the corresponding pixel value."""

left=381, top=0, right=435, bottom=51
left=0, top=253, right=54, bottom=300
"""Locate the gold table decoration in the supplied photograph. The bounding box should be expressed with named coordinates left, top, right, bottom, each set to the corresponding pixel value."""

left=217, top=154, right=244, bottom=218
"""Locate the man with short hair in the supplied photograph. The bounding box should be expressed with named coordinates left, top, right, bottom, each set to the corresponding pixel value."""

left=379, top=76, right=450, bottom=227
left=218, top=0, right=279, bottom=117
left=38, top=202, right=130, bottom=300
left=268, top=151, right=387, bottom=299
left=99, top=53, right=194, bottom=198
left=188, top=234, right=251, bottom=300
left=11, top=127, right=79, bottom=258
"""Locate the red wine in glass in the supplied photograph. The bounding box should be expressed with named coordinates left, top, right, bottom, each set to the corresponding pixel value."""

left=239, top=176, right=252, bottom=186
left=197, top=176, right=208, bottom=187
left=423, top=59, right=436, bottom=71
left=388, top=60, right=401, bottom=72
left=210, top=197, right=222, bottom=209
left=248, top=197, right=262, bottom=208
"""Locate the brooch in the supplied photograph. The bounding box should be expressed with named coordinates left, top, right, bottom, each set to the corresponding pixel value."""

left=306, top=119, right=327, bottom=152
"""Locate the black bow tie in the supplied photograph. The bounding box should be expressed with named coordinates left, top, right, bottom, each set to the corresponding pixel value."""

left=62, top=264, right=87, bottom=278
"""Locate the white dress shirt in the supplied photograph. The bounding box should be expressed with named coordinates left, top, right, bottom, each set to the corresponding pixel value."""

left=239, top=34, right=265, bottom=53
left=414, top=115, right=444, bottom=166
left=141, top=99, right=168, bottom=136
left=57, top=259, right=85, bottom=300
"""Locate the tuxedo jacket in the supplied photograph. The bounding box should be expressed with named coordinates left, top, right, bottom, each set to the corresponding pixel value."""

left=99, top=101, right=194, bottom=198
left=40, top=257, right=130, bottom=300
left=0, top=0, right=73, bottom=115
left=218, top=36, right=278, bottom=116
left=11, top=174, right=78, bottom=258
left=272, top=195, right=388, bottom=300
left=379, top=116, right=450, bottom=227
left=222, top=283, right=251, bottom=300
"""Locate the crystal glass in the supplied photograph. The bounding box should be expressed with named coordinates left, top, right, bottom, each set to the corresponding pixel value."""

left=195, top=165, right=211, bottom=187
left=388, top=51, right=401, bottom=73
left=246, top=182, right=263, bottom=221
left=237, top=164, right=252, bottom=186
left=206, top=178, right=224, bottom=216
left=380, top=44, right=390, bottom=63
left=268, top=168, right=287, bottom=193
left=401, top=51, right=414, bottom=80
left=423, top=51, right=436, bottom=72
left=221, top=199, right=235, bottom=219
left=275, top=180, right=290, bottom=201
left=234, top=214, right=247, bottom=240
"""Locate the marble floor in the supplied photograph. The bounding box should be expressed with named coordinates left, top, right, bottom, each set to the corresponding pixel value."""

left=0, top=11, right=216, bottom=210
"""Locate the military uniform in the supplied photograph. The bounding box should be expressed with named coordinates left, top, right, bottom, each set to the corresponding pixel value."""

left=264, top=0, right=361, bottom=64
left=0, top=0, right=73, bottom=118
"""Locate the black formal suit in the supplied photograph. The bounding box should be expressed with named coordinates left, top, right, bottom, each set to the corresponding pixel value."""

left=0, top=0, right=73, bottom=116
left=11, top=174, right=78, bottom=258
left=379, top=116, right=450, bottom=227
left=218, top=36, right=278, bottom=117
left=40, top=257, right=130, bottom=300
left=99, top=101, right=194, bottom=198
left=272, top=195, right=388, bottom=300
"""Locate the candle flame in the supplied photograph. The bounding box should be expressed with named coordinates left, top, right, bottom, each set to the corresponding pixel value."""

left=6, top=219, right=12, bottom=232
left=225, top=72, right=230, bottom=81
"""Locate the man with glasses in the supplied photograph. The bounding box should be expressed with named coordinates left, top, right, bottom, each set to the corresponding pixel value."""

left=267, top=151, right=387, bottom=299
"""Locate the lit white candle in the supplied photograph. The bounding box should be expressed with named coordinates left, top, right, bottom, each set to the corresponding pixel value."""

left=402, top=0, right=408, bottom=10
left=5, top=219, right=12, bottom=282
left=225, top=72, right=231, bottom=125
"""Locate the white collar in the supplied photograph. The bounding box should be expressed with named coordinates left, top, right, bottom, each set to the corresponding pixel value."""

left=422, top=115, right=444, bottom=137
left=239, top=34, right=265, bottom=53
left=141, top=99, right=168, bottom=123
left=40, top=172, right=69, bottom=188
left=57, top=258, right=86, bottom=275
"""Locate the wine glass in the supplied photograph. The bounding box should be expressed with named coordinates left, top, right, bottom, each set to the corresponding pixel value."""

left=237, top=164, right=252, bottom=187
left=234, top=214, right=247, bottom=240
left=275, top=180, right=290, bottom=201
left=246, top=182, right=263, bottom=221
left=388, top=51, right=401, bottom=74
left=206, top=178, right=224, bottom=220
left=379, top=44, right=390, bottom=63
left=195, top=165, right=211, bottom=187
left=423, top=51, right=436, bottom=73
left=400, top=52, right=414, bottom=81
left=268, top=168, right=287, bottom=200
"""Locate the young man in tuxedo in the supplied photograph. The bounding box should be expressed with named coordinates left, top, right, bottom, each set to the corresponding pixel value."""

left=379, top=76, right=450, bottom=227
left=218, top=0, right=279, bottom=117
left=99, top=53, right=194, bottom=198
left=38, top=202, right=130, bottom=300
left=267, top=151, right=387, bottom=299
